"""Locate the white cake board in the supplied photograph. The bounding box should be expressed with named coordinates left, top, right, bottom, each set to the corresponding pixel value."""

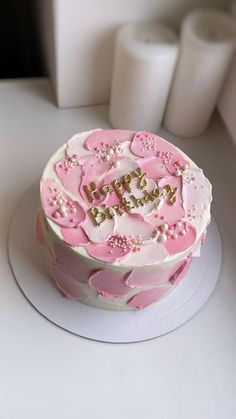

left=8, top=184, right=222, bottom=343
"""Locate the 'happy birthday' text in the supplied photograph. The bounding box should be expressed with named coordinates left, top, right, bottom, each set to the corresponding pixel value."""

left=83, top=167, right=177, bottom=226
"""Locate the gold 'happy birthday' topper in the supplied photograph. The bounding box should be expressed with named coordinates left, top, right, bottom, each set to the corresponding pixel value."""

left=83, top=167, right=177, bottom=226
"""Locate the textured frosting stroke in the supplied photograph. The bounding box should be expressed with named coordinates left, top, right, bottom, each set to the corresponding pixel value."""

left=38, top=129, right=212, bottom=310
left=41, top=179, right=86, bottom=227
left=127, top=286, right=171, bottom=309
left=88, top=270, right=131, bottom=298
left=50, top=263, right=86, bottom=300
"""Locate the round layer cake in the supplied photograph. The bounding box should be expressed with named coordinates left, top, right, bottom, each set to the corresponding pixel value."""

left=37, top=129, right=212, bottom=310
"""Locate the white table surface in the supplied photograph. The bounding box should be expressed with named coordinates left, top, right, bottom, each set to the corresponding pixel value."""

left=1, top=78, right=236, bottom=419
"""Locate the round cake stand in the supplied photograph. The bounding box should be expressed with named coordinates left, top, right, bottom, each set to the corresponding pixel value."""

left=8, top=183, right=222, bottom=343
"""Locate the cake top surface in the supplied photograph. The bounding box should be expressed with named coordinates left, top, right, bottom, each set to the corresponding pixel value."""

left=40, top=129, right=212, bottom=267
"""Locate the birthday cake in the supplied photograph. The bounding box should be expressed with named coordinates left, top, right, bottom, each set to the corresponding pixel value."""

left=37, top=129, right=212, bottom=310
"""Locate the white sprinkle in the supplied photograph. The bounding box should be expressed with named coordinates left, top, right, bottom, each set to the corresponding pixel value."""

left=59, top=206, right=67, bottom=214
left=175, top=169, right=182, bottom=176
left=158, top=233, right=167, bottom=243
left=181, top=229, right=186, bottom=236
left=161, top=223, right=169, bottom=232
left=113, top=160, right=120, bottom=168
left=176, top=221, right=182, bottom=228
left=172, top=233, right=178, bottom=239
left=107, top=148, right=114, bottom=156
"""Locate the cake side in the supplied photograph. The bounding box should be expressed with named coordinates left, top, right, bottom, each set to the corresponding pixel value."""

left=37, top=129, right=212, bottom=310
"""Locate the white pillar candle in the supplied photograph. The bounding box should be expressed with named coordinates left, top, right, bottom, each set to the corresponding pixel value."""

left=109, top=23, right=178, bottom=132
left=164, top=8, right=236, bottom=138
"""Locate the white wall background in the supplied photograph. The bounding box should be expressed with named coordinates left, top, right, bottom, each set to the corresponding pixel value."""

left=39, top=0, right=231, bottom=108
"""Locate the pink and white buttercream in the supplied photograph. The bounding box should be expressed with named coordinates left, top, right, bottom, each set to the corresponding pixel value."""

left=38, top=129, right=212, bottom=311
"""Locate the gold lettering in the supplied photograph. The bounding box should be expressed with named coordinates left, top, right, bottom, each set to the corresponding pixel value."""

left=130, top=194, right=144, bottom=208
left=112, top=204, right=124, bottom=216
left=112, top=179, right=123, bottom=198
left=142, top=190, right=155, bottom=203
left=163, top=185, right=177, bottom=206
left=152, top=188, right=161, bottom=198
left=169, top=193, right=177, bottom=206
left=163, top=185, right=170, bottom=194
left=88, top=207, right=106, bottom=226
left=121, top=197, right=134, bottom=213
left=86, top=174, right=178, bottom=226
left=100, top=184, right=112, bottom=196
left=132, top=167, right=147, bottom=189
left=103, top=206, right=114, bottom=219
left=121, top=174, right=132, bottom=192
left=83, top=182, right=101, bottom=203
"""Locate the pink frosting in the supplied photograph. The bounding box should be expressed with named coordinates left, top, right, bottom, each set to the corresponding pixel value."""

left=103, top=157, right=139, bottom=184
left=114, top=213, right=154, bottom=242
left=131, top=131, right=187, bottom=175
left=66, top=131, right=94, bottom=157
left=89, top=269, right=131, bottom=298
left=83, top=214, right=156, bottom=263
left=50, top=263, right=86, bottom=300
left=79, top=176, right=105, bottom=206
left=157, top=176, right=184, bottom=224
left=54, top=243, right=91, bottom=283
left=36, top=212, right=45, bottom=246
left=122, top=177, right=158, bottom=216
left=126, top=262, right=182, bottom=288
left=128, top=286, right=171, bottom=309
left=84, top=129, right=135, bottom=152
left=55, top=155, right=82, bottom=195
left=123, top=240, right=168, bottom=265
left=85, top=235, right=132, bottom=263
left=102, top=157, right=139, bottom=206
left=136, top=156, right=169, bottom=179
left=163, top=222, right=196, bottom=255
left=41, top=179, right=85, bottom=227
left=79, top=155, right=112, bottom=205
left=41, top=129, right=211, bottom=270
left=39, top=129, right=212, bottom=310
left=82, top=211, right=116, bottom=243
left=169, top=257, right=192, bottom=285
left=61, top=225, right=89, bottom=246
left=182, top=168, right=212, bottom=217
left=131, top=131, right=164, bottom=158
left=103, top=189, right=121, bottom=207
